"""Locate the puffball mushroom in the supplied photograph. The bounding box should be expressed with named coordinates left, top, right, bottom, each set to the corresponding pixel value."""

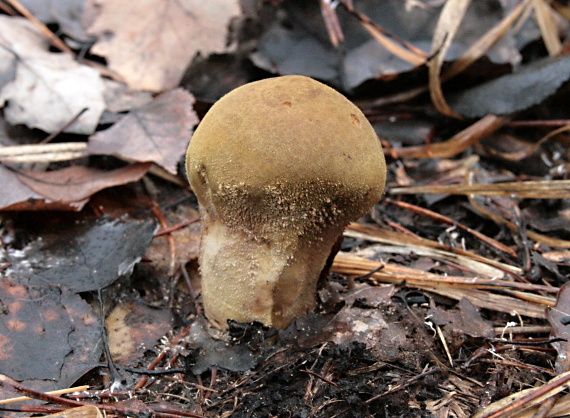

left=186, top=75, right=386, bottom=330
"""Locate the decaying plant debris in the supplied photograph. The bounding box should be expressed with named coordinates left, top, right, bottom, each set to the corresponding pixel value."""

left=1, top=0, right=570, bottom=417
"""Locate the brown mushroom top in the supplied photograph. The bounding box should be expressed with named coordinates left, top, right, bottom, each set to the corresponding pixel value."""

left=186, top=75, right=386, bottom=238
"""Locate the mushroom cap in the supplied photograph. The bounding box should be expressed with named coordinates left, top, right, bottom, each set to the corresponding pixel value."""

left=186, top=75, right=386, bottom=237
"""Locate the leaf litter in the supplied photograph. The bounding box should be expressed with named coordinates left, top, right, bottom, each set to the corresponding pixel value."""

left=0, top=0, right=569, bottom=417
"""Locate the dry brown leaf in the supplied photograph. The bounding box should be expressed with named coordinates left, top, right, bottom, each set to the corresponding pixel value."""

left=428, top=298, right=494, bottom=338
left=0, top=164, right=75, bottom=211
left=449, top=55, right=570, bottom=118
left=0, top=162, right=150, bottom=211
left=0, top=16, right=105, bottom=134
left=86, top=0, right=240, bottom=92
left=428, top=0, right=470, bottom=118
left=88, top=89, right=198, bottom=174
left=0, top=279, right=72, bottom=381
left=18, top=163, right=151, bottom=203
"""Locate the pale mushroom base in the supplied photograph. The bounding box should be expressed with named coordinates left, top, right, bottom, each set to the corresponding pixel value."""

left=198, top=215, right=344, bottom=330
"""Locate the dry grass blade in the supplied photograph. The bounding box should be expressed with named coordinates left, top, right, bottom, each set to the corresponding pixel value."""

left=335, top=247, right=550, bottom=294
left=385, top=198, right=516, bottom=257
left=393, top=114, right=507, bottom=159
left=390, top=179, right=570, bottom=199
left=345, top=223, right=522, bottom=276
left=444, top=0, right=532, bottom=80
left=331, top=252, right=552, bottom=318
left=4, top=0, right=73, bottom=54
left=350, top=8, right=426, bottom=66
left=427, top=286, right=549, bottom=318
left=320, top=0, right=344, bottom=47
left=473, top=369, right=570, bottom=417
left=428, top=0, right=470, bottom=118
left=467, top=191, right=570, bottom=249
left=536, top=122, right=570, bottom=145
left=0, top=143, right=88, bottom=163
left=532, top=0, right=562, bottom=56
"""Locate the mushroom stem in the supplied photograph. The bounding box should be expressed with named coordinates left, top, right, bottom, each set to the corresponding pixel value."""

left=199, top=214, right=343, bottom=329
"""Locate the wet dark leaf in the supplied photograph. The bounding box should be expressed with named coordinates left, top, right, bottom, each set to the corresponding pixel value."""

left=0, top=279, right=72, bottom=380
left=8, top=216, right=157, bottom=292
left=450, top=55, right=570, bottom=117
left=184, top=321, right=256, bottom=374
left=0, top=281, right=100, bottom=400
left=252, top=0, right=523, bottom=90
left=106, top=301, right=173, bottom=366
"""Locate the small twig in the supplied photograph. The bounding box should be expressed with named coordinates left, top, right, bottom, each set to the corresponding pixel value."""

left=0, top=374, right=204, bottom=417
left=320, top=0, right=344, bottom=47
left=155, top=218, right=200, bottom=237
left=365, top=367, right=440, bottom=403
left=95, top=363, right=186, bottom=376
left=301, top=369, right=339, bottom=388
left=488, top=337, right=566, bottom=346
left=386, top=198, right=517, bottom=257
left=40, top=108, right=89, bottom=144
left=436, top=325, right=453, bottom=366
left=0, top=385, right=89, bottom=405
left=97, top=289, right=125, bottom=391
left=181, top=265, right=202, bottom=316
left=508, top=119, right=570, bottom=127
left=4, top=0, right=73, bottom=54
left=148, top=194, right=177, bottom=277
left=0, top=374, right=85, bottom=408
left=352, top=264, right=385, bottom=281
left=134, top=324, right=194, bottom=390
